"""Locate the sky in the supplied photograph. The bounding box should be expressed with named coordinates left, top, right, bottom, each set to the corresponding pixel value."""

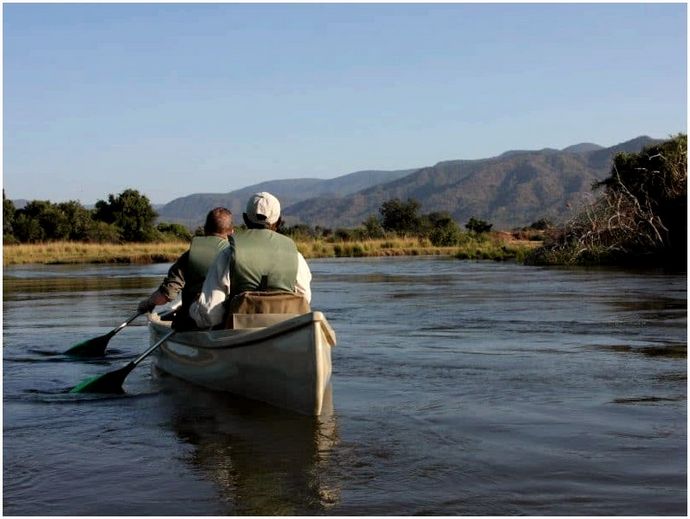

left=3, top=2, right=687, bottom=205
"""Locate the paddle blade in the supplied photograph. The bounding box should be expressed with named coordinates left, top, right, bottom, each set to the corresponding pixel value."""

left=69, top=362, right=135, bottom=394
left=65, top=332, right=113, bottom=357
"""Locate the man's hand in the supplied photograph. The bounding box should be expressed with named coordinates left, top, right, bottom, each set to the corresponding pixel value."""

left=137, top=290, right=168, bottom=313
left=137, top=297, right=156, bottom=314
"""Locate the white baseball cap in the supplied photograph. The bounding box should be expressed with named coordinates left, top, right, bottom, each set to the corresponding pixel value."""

left=245, top=192, right=281, bottom=225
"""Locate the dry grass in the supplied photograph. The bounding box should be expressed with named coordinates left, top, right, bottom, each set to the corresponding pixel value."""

left=3, top=241, right=188, bottom=266
left=297, top=234, right=540, bottom=261
left=295, top=236, right=457, bottom=258
left=4, top=233, right=542, bottom=266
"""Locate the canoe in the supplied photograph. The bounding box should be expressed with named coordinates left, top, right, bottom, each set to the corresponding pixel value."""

left=147, top=311, right=336, bottom=415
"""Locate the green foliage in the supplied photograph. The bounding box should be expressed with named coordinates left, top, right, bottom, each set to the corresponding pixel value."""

left=362, top=215, right=385, bottom=239
left=56, top=201, right=94, bottom=241
left=528, top=218, right=553, bottom=230
left=13, top=211, right=46, bottom=242
left=528, top=134, right=687, bottom=267
left=379, top=198, right=421, bottom=235
left=284, top=224, right=318, bottom=240
left=83, top=221, right=122, bottom=243
left=465, top=217, right=493, bottom=234
left=3, top=190, right=16, bottom=238
left=7, top=198, right=121, bottom=243
left=334, top=228, right=355, bottom=241
left=94, top=189, right=158, bottom=242
left=13, top=201, right=53, bottom=242
left=3, top=189, right=161, bottom=244
left=423, top=212, right=462, bottom=246
left=157, top=222, right=193, bottom=242
left=597, top=134, right=687, bottom=206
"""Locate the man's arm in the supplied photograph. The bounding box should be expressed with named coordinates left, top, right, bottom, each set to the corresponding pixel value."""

left=294, top=253, right=312, bottom=303
left=189, top=247, right=232, bottom=328
left=158, top=251, right=188, bottom=300
left=138, top=251, right=188, bottom=313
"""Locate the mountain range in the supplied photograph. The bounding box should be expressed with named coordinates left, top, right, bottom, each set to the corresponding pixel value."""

left=157, top=136, right=661, bottom=230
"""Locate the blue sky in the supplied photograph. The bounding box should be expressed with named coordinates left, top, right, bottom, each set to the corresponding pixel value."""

left=3, top=3, right=687, bottom=204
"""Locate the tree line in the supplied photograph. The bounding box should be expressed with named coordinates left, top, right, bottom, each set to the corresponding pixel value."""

left=283, top=198, right=496, bottom=246
left=6, top=135, right=683, bottom=268
left=3, top=189, right=193, bottom=244
left=3, top=186, right=496, bottom=247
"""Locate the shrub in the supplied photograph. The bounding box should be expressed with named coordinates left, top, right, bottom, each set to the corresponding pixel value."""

left=527, top=134, right=687, bottom=267
left=465, top=217, right=493, bottom=234
left=83, top=221, right=122, bottom=243
left=157, top=222, right=193, bottom=242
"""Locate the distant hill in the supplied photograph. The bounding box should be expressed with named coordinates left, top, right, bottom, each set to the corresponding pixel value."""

left=562, top=143, right=604, bottom=154
left=283, top=136, right=662, bottom=229
left=155, top=136, right=662, bottom=230
left=156, top=169, right=416, bottom=228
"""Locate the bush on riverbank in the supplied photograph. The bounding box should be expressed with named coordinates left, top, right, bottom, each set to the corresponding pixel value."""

left=527, top=134, right=687, bottom=268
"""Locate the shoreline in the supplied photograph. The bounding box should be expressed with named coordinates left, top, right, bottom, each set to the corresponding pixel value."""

left=3, top=236, right=540, bottom=267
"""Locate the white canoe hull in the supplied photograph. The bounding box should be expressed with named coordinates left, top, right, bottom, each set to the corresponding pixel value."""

left=148, top=312, right=336, bottom=415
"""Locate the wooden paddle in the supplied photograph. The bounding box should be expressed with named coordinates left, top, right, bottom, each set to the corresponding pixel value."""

left=70, top=330, right=176, bottom=394
left=65, top=312, right=144, bottom=357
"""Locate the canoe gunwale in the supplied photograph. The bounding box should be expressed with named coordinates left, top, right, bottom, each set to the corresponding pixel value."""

left=149, top=311, right=336, bottom=352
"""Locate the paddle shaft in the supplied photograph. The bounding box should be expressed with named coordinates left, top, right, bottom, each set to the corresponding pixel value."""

left=111, top=312, right=143, bottom=336
left=95, top=311, right=144, bottom=342
left=131, top=329, right=176, bottom=368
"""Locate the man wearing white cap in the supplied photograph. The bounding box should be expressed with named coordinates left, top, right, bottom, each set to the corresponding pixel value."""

left=189, top=192, right=312, bottom=329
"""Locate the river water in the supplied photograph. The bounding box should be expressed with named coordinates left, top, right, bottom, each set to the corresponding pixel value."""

left=3, top=257, right=687, bottom=515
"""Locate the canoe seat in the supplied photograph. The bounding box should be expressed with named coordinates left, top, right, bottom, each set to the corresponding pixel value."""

left=225, top=291, right=311, bottom=329
left=231, top=313, right=304, bottom=329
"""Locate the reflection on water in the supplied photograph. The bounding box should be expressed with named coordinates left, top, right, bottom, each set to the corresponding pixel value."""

left=587, top=342, right=687, bottom=358
left=3, top=276, right=153, bottom=297
left=156, top=377, right=340, bottom=515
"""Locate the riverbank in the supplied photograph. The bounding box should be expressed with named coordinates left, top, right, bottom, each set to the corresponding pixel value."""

left=3, top=234, right=540, bottom=266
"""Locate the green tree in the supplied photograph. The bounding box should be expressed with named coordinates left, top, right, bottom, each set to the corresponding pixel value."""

left=465, top=217, right=493, bottom=234
left=3, top=190, right=16, bottom=238
left=13, top=214, right=44, bottom=242
left=13, top=201, right=53, bottom=242
left=284, top=224, right=316, bottom=240
left=379, top=198, right=421, bottom=235
left=334, top=228, right=354, bottom=241
left=157, top=222, right=193, bottom=242
left=52, top=201, right=94, bottom=241
left=424, top=212, right=462, bottom=246
left=362, top=215, right=385, bottom=239
left=83, top=221, right=122, bottom=243
left=94, top=189, right=158, bottom=242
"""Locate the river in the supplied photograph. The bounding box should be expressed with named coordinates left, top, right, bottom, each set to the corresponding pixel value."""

left=3, top=257, right=687, bottom=515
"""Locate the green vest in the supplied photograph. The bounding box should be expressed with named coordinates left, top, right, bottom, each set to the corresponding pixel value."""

left=230, top=229, right=299, bottom=297
left=184, top=235, right=229, bottom=305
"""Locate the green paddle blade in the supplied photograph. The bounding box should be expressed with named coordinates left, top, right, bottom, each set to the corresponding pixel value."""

left=69, top=362, right=135, bottom=394
left=65, top=331, right=115, bottom=357
left=65, top=313, right=142, bottom=357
